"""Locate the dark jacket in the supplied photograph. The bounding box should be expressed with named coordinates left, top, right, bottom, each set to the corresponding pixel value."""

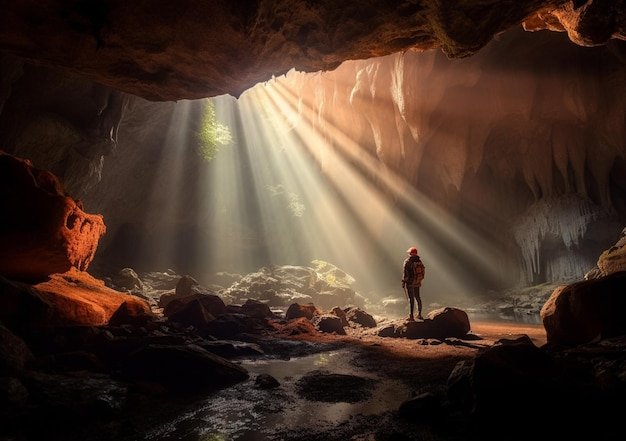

left=403, top=255, right=425, bottom=287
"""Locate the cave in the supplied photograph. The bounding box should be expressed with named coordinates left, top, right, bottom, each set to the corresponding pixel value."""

left=1, top=1, right=626, bottom=440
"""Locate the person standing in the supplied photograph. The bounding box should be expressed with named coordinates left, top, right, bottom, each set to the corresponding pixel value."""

left=402, top=247, right=425, bottom=321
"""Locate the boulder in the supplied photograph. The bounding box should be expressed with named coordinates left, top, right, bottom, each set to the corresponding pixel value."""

left=312, top=314, right=346, bottom=335
left=237, top=298, right=274, bottom=319
left=285, top=302, right=320, bottom=320
left=162, top=293, right=227, bottom=318
left=541, top=272, right=626, bottom=346
left=0, top=151, right=106, bottom=282
left=345, top=306, right=377, bottom=328
left=393, top=307, right=470, bottom=339
left=8, top=268, right=153, bottom=327
left=111, top=268, right=143, bottom=292
left=167, top=298, right=217, bottom=329
left=446, top=335, right=619, bottom=438
left=175, top=275, right=200, bottom=296
left=121, top=343, right=249, bottom=394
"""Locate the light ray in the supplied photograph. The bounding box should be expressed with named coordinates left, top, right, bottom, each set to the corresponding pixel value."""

left=151, top=63, right=518, bottom=311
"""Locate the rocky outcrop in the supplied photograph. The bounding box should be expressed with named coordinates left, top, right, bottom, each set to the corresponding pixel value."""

left=0, top=1, right=624, bottom=101
left=0, top=151, right=106, bottom=282
left=597, top=227, right=626, bottom=276
left=446, top=335, right=625, bottom=439
left=540, top=271, right=626, bottom=346
left=0, top=267, right=153, bottom=328
left=542, top=231, right=626, bottom=346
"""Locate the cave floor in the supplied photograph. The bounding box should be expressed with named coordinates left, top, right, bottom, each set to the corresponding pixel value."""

left=134, top=320, right=546, bottom=441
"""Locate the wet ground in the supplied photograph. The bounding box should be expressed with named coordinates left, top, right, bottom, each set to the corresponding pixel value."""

left=138, top=320, right=547, bottom=441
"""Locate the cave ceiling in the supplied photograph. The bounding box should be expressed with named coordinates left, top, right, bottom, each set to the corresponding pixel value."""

left=1, top=0, right=625, bottom=101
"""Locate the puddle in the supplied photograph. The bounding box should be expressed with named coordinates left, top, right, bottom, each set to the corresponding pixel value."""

left=145, top=349, right=411, bottom=440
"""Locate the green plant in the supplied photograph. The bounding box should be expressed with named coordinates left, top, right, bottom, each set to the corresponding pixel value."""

left=196, top=99, right=232, bottom=161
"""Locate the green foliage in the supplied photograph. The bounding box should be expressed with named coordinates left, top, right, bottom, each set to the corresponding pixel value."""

left=196, top=99, right=232, bottom=161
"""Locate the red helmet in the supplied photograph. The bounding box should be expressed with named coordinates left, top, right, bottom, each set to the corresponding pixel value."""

left=407, top=247, right=418, bottom=255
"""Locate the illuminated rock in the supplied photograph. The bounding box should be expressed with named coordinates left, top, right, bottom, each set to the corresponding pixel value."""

left=0, top=151, right=106, bottom=282
left=30, top=267, right=152, bottom=326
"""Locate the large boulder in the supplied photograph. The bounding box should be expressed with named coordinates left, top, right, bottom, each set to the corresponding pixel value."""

left=541, top=272, right=626, bottom=346
left=120, top=343, right=249, bottom=394
left=0, top=151, right=106, bottom=282
left=446, top=335, right=623, bottom=438
left=0, top=268, right=154, bottom=333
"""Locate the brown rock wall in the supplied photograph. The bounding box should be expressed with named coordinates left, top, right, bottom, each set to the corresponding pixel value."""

left=2, top=1, right=624, bottom=101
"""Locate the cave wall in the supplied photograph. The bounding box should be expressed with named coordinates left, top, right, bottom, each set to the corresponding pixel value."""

left=264, top=27, right=626, bottom=285
left=1, top=1, right=625, bottom=101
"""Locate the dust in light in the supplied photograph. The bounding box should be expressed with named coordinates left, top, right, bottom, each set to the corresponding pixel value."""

left=170, top=67, right=504, bottom=307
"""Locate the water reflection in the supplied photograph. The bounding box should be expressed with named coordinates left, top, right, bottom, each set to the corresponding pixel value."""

left=146, top=350, right=410, bottom=440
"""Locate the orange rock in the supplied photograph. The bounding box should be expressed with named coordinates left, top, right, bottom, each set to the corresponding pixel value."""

left=32, top=267, right=152, bottom=326
left=0, top=151, right=106, bottom=282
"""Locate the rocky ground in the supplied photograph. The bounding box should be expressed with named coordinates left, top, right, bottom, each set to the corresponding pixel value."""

left=3, top=262, right=624, bottom=441
left=71, top=319, right=549, bottom=441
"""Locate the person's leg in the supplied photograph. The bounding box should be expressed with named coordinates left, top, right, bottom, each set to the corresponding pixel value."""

left=416, top=287, right=423, bottom=319
left=408, top=287, right=415, bottom=320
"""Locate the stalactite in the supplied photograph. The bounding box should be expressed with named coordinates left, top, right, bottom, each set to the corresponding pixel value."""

left=512, top=194, right=600, bottom=284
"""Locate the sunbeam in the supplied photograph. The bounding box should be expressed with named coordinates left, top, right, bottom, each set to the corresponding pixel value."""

left=179, top=63, right=513, bottom=309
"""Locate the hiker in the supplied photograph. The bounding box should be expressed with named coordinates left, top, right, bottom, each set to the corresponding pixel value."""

left=402, top=246, right=425, bottom=321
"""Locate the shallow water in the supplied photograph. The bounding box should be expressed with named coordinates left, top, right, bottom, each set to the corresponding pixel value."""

left=145, top=350, right=411, bottom=440
left=466, top=311, right=542, bottom=325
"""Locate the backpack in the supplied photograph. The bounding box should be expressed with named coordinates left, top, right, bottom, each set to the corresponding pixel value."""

left=406, top=258, right=425, bottom=285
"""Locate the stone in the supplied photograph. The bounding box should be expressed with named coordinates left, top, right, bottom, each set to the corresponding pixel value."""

left=312, top=314, right=346, bottom=335
left=162, top=292, right=227, bottom=318
left=175, top=275, right=200, bottom=297
left=112, top=267, right=143, bottom=291
left=121, top=343, right=249, bottom=394
left=238, top=298, right=274, bottom=319
left=0, top=151, right=106, bottom=282
left=29, top=267, right=152, bottom=327
left=541, top=272, right=626, bottom=346
left=255, top=373, right=280, bottom=389
left=274, top=316, right=318, bottom=336
left=426, top=307, right=471, bottom=338
left=108, top=299, right=155, bottom=326
left=345, top=306, right=377, bottom=328
left=285, top=302, right=320, bottom=320
left=445, top=335, right=621, bottom=438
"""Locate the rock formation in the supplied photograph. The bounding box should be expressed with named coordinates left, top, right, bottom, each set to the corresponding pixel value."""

left=0, top=1, right=625, bottom=101
left=0, top=151, right=106, bottom=282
